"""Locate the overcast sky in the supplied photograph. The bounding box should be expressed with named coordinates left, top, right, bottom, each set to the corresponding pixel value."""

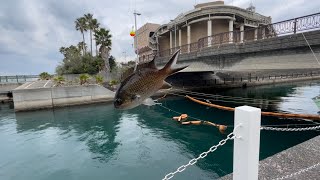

left=0, top=0, right=319, bottom=75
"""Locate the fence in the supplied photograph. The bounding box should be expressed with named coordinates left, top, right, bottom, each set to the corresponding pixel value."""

left=162, top=105, right=320, bottom=180
left=0, top=75, right=39, bottom=84
left=154, top=12, right=320, bottom=59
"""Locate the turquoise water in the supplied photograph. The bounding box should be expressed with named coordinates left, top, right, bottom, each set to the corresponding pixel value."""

left=0, top=81, right=320, bottom=180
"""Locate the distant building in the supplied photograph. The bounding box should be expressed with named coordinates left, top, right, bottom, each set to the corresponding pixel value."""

left=135, top=0, right=272, bottom=62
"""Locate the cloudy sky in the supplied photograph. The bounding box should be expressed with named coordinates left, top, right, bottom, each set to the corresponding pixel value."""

left=0, top=0, right=319, bottom=75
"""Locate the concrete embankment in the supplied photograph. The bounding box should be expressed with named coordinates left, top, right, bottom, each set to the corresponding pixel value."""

left=13, top=84, right=115, bottom=111
left=220, top=135, right=320, bottom=180
left=0, top=83, right=23, bottom=102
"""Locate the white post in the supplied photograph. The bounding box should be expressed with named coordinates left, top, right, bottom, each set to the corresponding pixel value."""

left=233, top=106, right=261, bottom=180
left=240, top=24, right=244, bottom=43
left=187, top=25, right=191, bottom=53
left=229, top=20, right=234, bottom=43
left=207, top=20, right=212, bottom=47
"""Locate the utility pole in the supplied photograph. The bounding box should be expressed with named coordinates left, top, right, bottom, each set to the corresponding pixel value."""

left=133, top=10, right=141, bottom=71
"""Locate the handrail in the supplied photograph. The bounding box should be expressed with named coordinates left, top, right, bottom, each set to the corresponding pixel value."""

left=155, top=12, right=320, bottom=58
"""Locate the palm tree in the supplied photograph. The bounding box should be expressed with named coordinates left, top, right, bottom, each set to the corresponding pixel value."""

left=84, top=13, right=94, bottom=55
left=75, top=17, right=87, bottom=55
left=91, top=19, right=100, bottom=56
left=94, top=28, right=112, bottom=72
left=77, top=42, right=87, bottom=55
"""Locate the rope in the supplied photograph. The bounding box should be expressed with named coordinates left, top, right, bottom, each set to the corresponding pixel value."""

left=186, top=95, right=320, bottom=121
left=302, top=32, right=320, bottom=66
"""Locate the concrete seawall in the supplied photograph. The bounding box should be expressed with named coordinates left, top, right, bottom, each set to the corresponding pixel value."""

left=13, top=85, right=115, bottom=111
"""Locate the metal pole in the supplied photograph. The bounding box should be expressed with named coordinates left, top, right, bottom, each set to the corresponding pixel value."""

left=133, top=10, right=141, bottom=71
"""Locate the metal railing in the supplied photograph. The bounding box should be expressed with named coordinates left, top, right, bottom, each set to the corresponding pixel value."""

left=156, top=12, right=320, bottom=58
left=0, top=75, right=39, bottom=83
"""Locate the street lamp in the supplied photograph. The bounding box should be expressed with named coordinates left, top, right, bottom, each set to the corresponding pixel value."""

left=134, top=10, right=141, bottom=70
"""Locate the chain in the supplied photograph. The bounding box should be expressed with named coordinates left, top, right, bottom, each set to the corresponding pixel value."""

left=273, top=162, right=320, bottom=180
left=261, top=124, right=320, bottom=131
left=162, top=128, right=238, bottom=180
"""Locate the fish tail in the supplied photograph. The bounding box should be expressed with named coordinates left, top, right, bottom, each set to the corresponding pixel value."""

left=162, top=49, right=188, bottom=75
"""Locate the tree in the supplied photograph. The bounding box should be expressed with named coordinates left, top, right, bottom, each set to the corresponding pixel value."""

left=109, top=55, right=116, bottom=71
left=75, top=17, right=87, bottom=55
left=84, top=13, right=94, bottom=55
left=91, top=19, right=100, bottom=56
left=77, top=42, right=87, bottom=55
left=94, top=28, right=112, bottom=72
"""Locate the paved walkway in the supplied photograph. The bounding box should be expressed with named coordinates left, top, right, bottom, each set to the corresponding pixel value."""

left=220, top=135, right=320, bottom=180
left=14, top=80, right=53, bottom=90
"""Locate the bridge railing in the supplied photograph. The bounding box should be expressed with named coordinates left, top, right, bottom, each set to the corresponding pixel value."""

left=0, top=75, right=39, bottom=83
left=156, top=12, right=320, bottom=58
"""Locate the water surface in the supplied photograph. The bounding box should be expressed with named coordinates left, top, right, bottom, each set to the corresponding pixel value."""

left=0, top=80, right=319, bottom=180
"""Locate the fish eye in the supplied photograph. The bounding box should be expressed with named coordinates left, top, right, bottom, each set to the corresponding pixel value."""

left=115, top=98, right=122, bottom=104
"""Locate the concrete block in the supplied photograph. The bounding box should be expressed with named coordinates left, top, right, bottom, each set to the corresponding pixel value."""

left=52, top=96, right=92, bottom=107
left=13, top=88, right=52, bottom=102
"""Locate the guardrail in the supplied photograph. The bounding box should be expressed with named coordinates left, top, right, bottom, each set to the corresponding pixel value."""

left=0, top=75, right=39, bottom=83
left=153, top=12, right=320, bottom=59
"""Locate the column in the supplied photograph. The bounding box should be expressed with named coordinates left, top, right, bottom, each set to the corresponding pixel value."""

left=229, top=20, right=234, bottom=43
left=178, top=29, right=182, bottom=47
left=169, top=31, right=173, bottom=54
left=240, top=24, right=244, bottom=43
left=187, top=25, right=191, bottom=53
left=254, top=28, right=258, bottom=41
left=207, top=20, right=212, bottom=47
left=262, top=27, right=265, bottom=39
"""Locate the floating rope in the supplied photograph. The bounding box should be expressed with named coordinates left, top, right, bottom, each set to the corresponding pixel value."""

left=186, top=95, right=320, bottom=121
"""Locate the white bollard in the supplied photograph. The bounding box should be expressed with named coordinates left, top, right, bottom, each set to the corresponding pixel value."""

left=233, top=106, right=261, bottom=180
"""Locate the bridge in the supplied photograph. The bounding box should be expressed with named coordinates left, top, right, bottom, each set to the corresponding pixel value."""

left=0, top=75, right=39, bottom=102
left=144, top=13, right=320, bottom=88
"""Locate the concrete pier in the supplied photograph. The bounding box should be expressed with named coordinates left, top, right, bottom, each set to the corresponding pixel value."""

left=12, top=84, right=115, bottom=111
left=220, top=135, right=320, bottom=180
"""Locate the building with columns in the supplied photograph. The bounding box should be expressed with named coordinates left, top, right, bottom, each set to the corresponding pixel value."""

left=136, top=1, right=272, bottom=61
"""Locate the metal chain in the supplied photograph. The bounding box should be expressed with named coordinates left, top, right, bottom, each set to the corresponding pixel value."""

left=261, top=125, right=320, bottom=131
left=273, top=162, right=320, bottom=180
left=162, top=130, right=237, bottom=180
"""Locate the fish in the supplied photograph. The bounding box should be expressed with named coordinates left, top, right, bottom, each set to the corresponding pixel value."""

left=114, top=49, right=187, bottom=109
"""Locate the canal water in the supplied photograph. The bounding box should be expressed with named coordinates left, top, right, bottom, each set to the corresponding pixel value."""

left=0, top=81, right=319, bottom=180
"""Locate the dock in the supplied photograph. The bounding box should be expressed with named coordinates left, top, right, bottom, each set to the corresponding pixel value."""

left=220, top=135, right=320, bottom=180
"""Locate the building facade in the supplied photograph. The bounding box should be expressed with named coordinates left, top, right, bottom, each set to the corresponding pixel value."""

left=136, top=1, right=272, bottom=62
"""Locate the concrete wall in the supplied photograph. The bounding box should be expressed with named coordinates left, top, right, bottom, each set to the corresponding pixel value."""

left=13, top=85, right=115, bottom=111
left=159, top=34, right=170, bottom=52
left=212, top=19, right=229, bottom=35
left=191, top=21, right=208, bottom=43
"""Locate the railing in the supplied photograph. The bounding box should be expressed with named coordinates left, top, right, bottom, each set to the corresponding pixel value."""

left=157, top=12, right=320, bottom=58
left=0, top=75, right=39, bottom=83
left=162, top=104, right=320, bottom=180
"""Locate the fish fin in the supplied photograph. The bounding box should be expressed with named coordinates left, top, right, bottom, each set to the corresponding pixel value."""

left=161, top=49, right=188, bottom=75
left=142, top=98, right=157, bottom=106
left=170, top=65, right=188, bottom=75
left=120, top=58, right=157, bottom=82
left=144, top=57, right=157, bottom=69
left=120, top=67, right=135, bottom=82
left=160, top=81, right=172, bottom=89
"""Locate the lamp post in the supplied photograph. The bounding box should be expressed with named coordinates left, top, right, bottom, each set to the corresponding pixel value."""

left=134, top=10, right=141, bottom=70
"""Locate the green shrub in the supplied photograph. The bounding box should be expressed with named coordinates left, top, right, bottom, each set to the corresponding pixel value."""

left=94, top=75, right=104, bottom=85
left=53, top=76, right=65, bottom=86
left=109, top=79, right=119, bottom=86
left=79, top=74, right=90, bottom=85
left=39, top=72, right=51, bottom=80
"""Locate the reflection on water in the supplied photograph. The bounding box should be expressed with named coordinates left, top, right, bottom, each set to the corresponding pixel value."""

left=0, top=80, right=319, bottom=180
